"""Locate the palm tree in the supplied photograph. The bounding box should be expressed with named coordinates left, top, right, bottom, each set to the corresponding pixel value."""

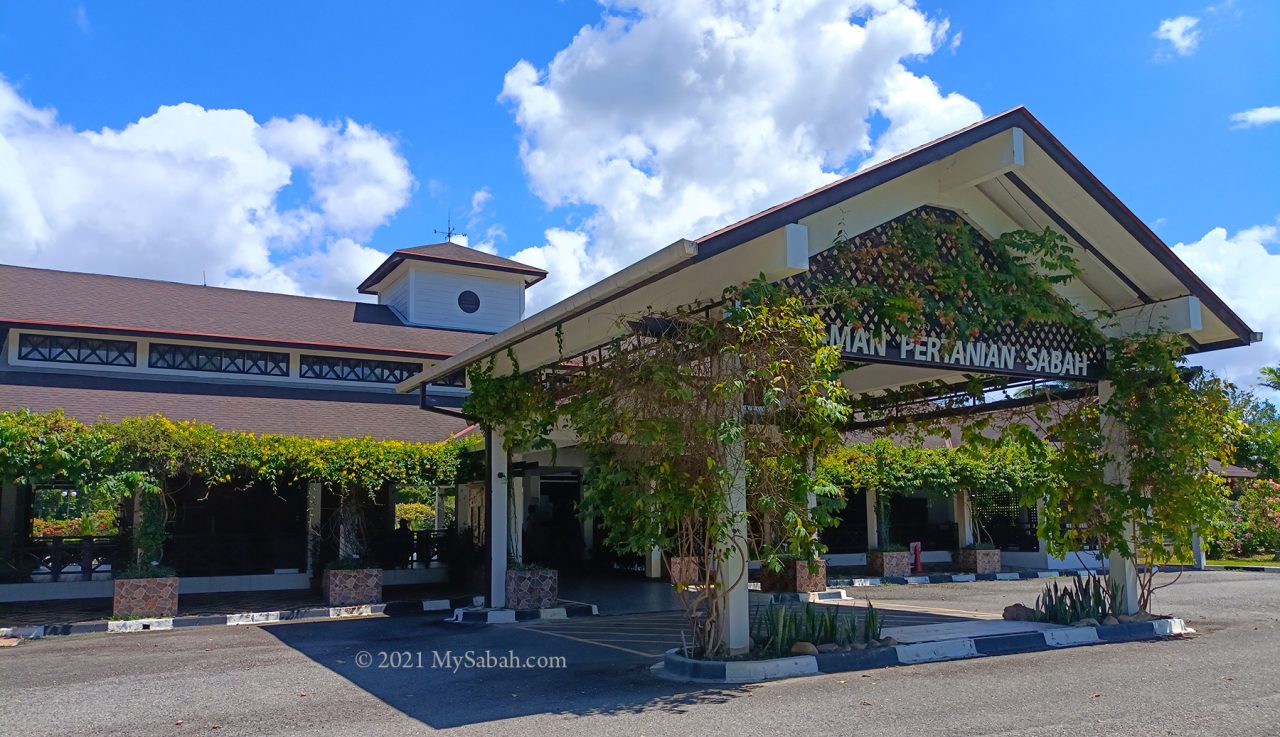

left=1262, top=366, right=1280, bottom=392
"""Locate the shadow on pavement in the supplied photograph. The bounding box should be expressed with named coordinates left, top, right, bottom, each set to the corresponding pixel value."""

left=263, top=613, right=749, bottom=729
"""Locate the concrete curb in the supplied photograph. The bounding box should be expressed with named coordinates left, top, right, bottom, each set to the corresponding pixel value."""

left=1205, top=564, right=1280, bottom=574
left=830, top=568, right=1095, bottom=588
left=1, top=594, right=486, bottom=640
left=750, top=589, right=850, bottom=605
left=653, top=618, right=1192, bottom=684
left=450, top=603, right=599, bottom=623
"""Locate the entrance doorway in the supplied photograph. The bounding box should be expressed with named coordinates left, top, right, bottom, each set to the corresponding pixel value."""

left=524, top=473, right=585, bottom=572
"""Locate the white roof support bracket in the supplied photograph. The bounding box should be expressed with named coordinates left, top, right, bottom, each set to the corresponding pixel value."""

left=1105, top=295, right=1203, bottom=338
left=938, top=127, right=1025, bottom=193
left=760, top=223, right=811, bottom=280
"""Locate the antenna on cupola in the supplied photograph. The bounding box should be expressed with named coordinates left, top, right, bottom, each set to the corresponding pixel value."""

left=433, top=211, right=467, bottom=244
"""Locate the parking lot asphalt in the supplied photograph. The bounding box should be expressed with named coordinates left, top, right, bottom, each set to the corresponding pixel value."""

left=1, top=570, right=1278, bottom=737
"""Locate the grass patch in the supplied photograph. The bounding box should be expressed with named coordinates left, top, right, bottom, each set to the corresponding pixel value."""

left=1209, top=556, right=1280, bottom=568
left=1174, top=554, right=1280, bottom=568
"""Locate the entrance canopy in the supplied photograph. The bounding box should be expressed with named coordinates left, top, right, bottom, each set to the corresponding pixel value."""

left=399, top=106, right=1258, bottom=401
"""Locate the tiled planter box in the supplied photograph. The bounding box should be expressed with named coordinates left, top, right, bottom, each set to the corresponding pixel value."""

left=113, top=576, right=179, bottom=618
left=668, top=556, right=701, bottom=586
left=960, top=548, right=1002, bottom=575
left=323, top=568, right=383, bottom=606
left=868, top=550, right=912, bottom=578
left=759, top=558, right=828, bottom=593
left=506, top=568, right=558, bottom=610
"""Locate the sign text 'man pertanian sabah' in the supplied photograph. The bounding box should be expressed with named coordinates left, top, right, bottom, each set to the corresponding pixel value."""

left=825, top=323, right=1101, bottom=379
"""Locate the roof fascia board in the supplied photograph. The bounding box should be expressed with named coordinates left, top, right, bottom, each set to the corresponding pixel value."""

left=1012, top=111, right=1255, bottom=344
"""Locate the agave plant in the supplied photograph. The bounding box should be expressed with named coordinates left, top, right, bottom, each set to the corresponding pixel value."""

left=862, top=599, right=883, bottom=642
left=1034, top=575, right=1120, bottom=624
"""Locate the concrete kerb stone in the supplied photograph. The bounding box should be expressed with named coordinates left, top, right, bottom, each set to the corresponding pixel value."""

left=829, top=568, right=1095, bottom=588
left=450, top=603, right=599, bottom=624
left=3, top=599, right=413, bottom=640
left=655, top=618, right=1192, bottom=684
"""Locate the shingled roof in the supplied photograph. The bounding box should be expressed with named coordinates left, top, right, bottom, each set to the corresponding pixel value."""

left=0, top=264, right=489, bottom=358
left=0, top=372, right=472, bottom=443
left=357, top=241, right=547, bottom=294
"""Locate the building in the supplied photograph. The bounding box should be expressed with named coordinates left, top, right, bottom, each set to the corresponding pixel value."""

left=1, top=108, right=1260, bottom=620
left=0, top=242, right=546, bottom=601
left=397, top=107, right=1258, bottom=651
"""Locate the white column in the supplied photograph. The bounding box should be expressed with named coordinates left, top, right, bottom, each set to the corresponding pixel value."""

left=645, top=546, right=663, bottom=578
left=956, top=492, right=975, bottom=548
left=489, top=428, right=509, bottom=609
left=719, top=433, right=750, bottom=655
left=865, top=490, right=879, bottom=551
left=433, top=487, right=444, bottom=531
left=1100, top=380, right=1141, bottom=615
left=1191, top=530, right=1207, bottom=570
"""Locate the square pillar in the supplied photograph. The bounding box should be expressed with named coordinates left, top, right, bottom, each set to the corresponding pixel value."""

left=0, top=482, right=20, bottom=561
left=645, top=546, right=663, bottom=578
left=955, top=491, right=975, bottom=548
left=718, top=434, right=750, bottom=655
left=511, top=475, right=525, bottom=564
left=433, top=487, right=444, bottom=531
left=1100, top=380, right=1140, bottom=614
left=488, top=427, right=509, bottom=609
left=865, top=490, right=879, bottom=551
left=305, top=482, right=322, bottom=577
left=1191, top=530, right=1207, bottom=570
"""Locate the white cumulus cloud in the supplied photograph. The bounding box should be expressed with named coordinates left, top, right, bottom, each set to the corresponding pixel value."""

left=1154, top=15, right=1201, bottom=57
left=1172, top=221, right=1280, bottom=389
left=0, top=78, right=414, bottom=300
left=1231, top=106, right=1280, bottom=129
left=501, top=0, right=982, bottom=310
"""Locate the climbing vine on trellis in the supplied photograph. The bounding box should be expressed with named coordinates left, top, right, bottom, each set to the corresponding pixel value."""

left=461, top=211, right=1237, bottom=652
left=0, top=410, right=467, bottom=575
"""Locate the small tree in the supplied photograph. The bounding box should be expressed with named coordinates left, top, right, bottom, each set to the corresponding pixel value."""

left=1036, top=333, right=1239, bottom=611
left=566, top=279, right=850, bottom=655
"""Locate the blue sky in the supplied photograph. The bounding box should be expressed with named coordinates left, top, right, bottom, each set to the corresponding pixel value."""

left=0, top=1, right=1277, bottom=383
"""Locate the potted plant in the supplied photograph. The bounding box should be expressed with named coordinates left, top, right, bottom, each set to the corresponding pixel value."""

left=505, top=561, right=558, bottom=610
left=868, top=545, right=911, bottom=577
left=323, top=558, right=383, bottom=606
left=758, top=554, right=827, bottom=593
left=114, top=561, right=179, bottom=618
left=960, top=541, right=1002, bottom=574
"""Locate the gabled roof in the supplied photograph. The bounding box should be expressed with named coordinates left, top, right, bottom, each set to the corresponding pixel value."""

left=401, top=105, right=1258, bottom=393
left=694, top=106, right=1256, bottom=350
left=357, top=241, right=548, bottom=294
left=0, top=264, right=488, bottom=358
